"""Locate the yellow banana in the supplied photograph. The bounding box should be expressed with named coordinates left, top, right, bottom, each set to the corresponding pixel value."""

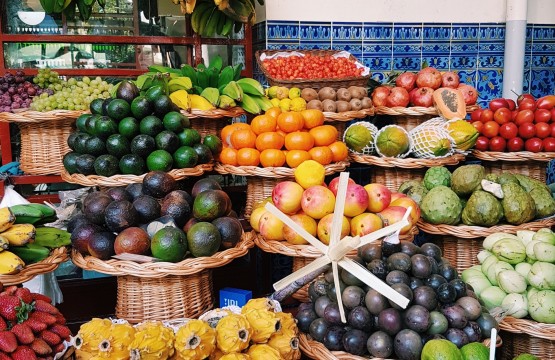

left=170, top=90, right=191, bottom=111
left=168, top=77, right=193, bottom=92
left=0, top=235, right=8, bottom=252
left=0, top=207, right=16, bottom=232
left=189, top=94, right=216, bottom=110
left=1, top=223, right=36, bottom=246
left=185, top=0, right=197, bottom=13
left=0, top=251, right=25, bottom=274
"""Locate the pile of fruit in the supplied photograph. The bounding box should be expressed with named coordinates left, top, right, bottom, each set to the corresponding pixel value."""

left=71, top=172, right=243, bottom=262
left=74, top=298, right=300, bottom=360
left=0, top=71, right=45, bottom=112
left=471, top=94, right=555, bottom=152
left=265, top=85, right=372, bottom=114
left=250, top=160, right=419, bottom=244
left=186, top=0, right=261, bottom=36
left=403, top=165, right=555, bottom=227
left=218, top=109, right=348, bottom=168
left=296, top=241, right=498, bottom=358
left=372, top=67, right=478, bottom=108
left=63, top=80, right=221, bottom=177
left=0, top=205, right=70, bottom=275
left=0, top=283, right=72, bottom=359
left=462, top=228, right=555, bottom=324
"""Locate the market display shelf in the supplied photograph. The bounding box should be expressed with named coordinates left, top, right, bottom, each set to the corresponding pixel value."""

left=0, top=246, right=68, bottom=285
left=349, top=153, right=466, bottom=168
left=214, top=160, right=350, bottom=178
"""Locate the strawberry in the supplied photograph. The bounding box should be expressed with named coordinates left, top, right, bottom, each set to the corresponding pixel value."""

left=0, top=286, right=18, bottom=296
left=48, top=324, right=71, bottom=340
left=11, top=345, right=37, bottom=360
left=14, top=288, right=32, bottom=305
left=22, top=319, right=47, bottom=334
left=54, top=314, right=65, bottom=325
left=39, top=330, right=60, bottom=347
left=11, top=323, right=34, bottom=344
left=52, top=342, right=65, bottom=354
left=29, top=312, right=56, bottom=327
left=30, top=294, right=51, bottom=304
left=0, top=352, right=10, bottom=360
left=32, top=301, right=58, bottom=316
left=0, top=317, right=6, bottom=332
left=0, top=296, right=21, bottom=322
left=30, top=338, right=51, bottom=356
left=0, top=331, right=17, bottom=353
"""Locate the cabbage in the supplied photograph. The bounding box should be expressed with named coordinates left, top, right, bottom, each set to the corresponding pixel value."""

left=462, top=268, right=486, bottom=282
left=528, top=290, right=555, bottom=323
left=477, top=250, right=493, bottom=264
left=501, top=293, right=528, bottom=318
left=486, top=261, right=513, bottom=286
left=481, top=255, right=499, bottom=275
left=497, top=270, right=527, bottom=294
left=526, top=240, right=541, bottom=261
left=483, top=233, right=518, bottom=250
left=515, top=263, right=532, bottom=282
left=532, top=228, right=555, bottom=245
left=480, top=286, right=507, bottom=310
left=517, top=230, right=536, bottom=247
left=534, top=242, right=555, bottom=262
left=528, top=262, right=555, bottom=290
left=466, top=277, right=493, bottom=296
left=492, top=239, right=526, bottom=264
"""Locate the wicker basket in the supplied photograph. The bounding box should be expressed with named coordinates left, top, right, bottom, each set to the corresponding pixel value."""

left=471, top=150, right=555, bottom=183
left=435, top=236, right=482, bottom=273
left=188, top=116, right=230, bottom=138
left=244, top=177, right=285, bottom=220
left=181, top=107, right=245, bottom=120
left=369, top=167, right=427, bottom=192
left=375, top=105, right=479, bottom=117
left=0, top=247, right=68, bottom=285
left=214, top=160, right=350, bottom=178
left=60, top=163, right=214, bottom=187
left=256, top=50, right=371, bottom=90
left=417, top=217, right=555, bottom=239
left=350, top=153, right=465, bottom=168
left=499, top=317, right=555, bottom=360
left=0, top=110, right=84, bottom=175
left=324, top=108, right=375, bottom=122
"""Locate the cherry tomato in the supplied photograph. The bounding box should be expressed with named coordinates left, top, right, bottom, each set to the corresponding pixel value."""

left=507, top=99, right=517, bottom=111
left=472, top=121, right=484, bottom=134
left=525, top=137, right=543, bottom=152
left=512, top=110, right=519, bottom=121
left=494, top=108, right=512, bottom=125
left=517, top=93, right=535, bottom=106
left=489, top=136, right=507, bottom=151
left=499, top=122, right=518, bottom=140
left=489, top=98, right=510, bottom=112
left=482, top=120, right=500, bottom=138
left=475, top=136, right=490, bottom=151
left=551, top=108, right=555, bottom=123
left=519, top=98, right=537, bottom=111
left=519, top=122, right=536, bottom=139
left=507, top=137, right=525, bottom=152
left=480, top=109, right=494, bottom=123
left=535, top=109, right=552, bottom=123
left=471, top=109, right=483, bottom=122
left=515, top=109, right=535, bottom=126
left=536, top=95, right=555, bottom=110
left=536, top=122, right=551, bottom=139
left=543, top=137, right=555, bottom=152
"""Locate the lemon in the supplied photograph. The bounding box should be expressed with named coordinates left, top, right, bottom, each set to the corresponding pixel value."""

left=276, top=86, right=290, bottom=100
left=421, top=339, right=463, bottom=360
left=279, top=98, right=292, bottom=112
left=290, top=98, right=307, bottom=112
left=294, top=160, right=325, bottom=189
left=270, top=98, right=281, bottom=107
left=267, top=86, right=279, bottom=99
left=288, top=87, right=301, bottom=99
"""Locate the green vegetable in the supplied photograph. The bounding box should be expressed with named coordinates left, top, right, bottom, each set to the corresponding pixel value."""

left=492, top=238, right=527, bottom=265
left=532, top=228, right=555, bottom=245
left=497, top=270, right=527, bottom=294
left=528, top=262, right=555, bottom=290
left=483, top=232, right=518, bottom=251
left=477, top=249, right=493, bottom=264
left=486, top=261, right=513, bottom=286
left=515, top=262, right=532, bottom=282
left=534, top=242, right=555, bottom=262
left=502, top=293, right=528, bottom=319
left=480, top=286, right=507, bottom=310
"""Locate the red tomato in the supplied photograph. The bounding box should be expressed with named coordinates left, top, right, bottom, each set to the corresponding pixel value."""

left=507, top=99, right=517, bottom=111
left=519, top=122, right=536, bottom=139
left=489, top=136, right=507, bottom=151
left=550, top=123, right=555, bottom=137
left=482, top=121, right=500, bottom=138
left=519, top=98, right=537, bottom=111
left=475, top=136, right=490, bottom=151
left=480, top=109, right=494, bottom=123
left=499, top=122, right=518, bottom=140
left=512, top=110, right=519, bottom=121
left=543, top=137, right=555, bottom=152
left=507, top=137, right=525, bottom=152
left=525, top=137, right=543, bottom=152
left=551, top=108, right=555, bottom=123
left=535, top=109, right=552, bottom=123
left=472, top=121, right=484, bottom=134
left=536, top=95, right=555, bottom=110
left=517, top=93, right=536, bottom=106
left=515, top=109, right=535, bottom=126
left=494, top=108, right=512, bottom=125
left=471, top=109, right=483, bottom=122
left=536, top=122, right=551, bottom=139
left=489, top=98, right=510, bottom=111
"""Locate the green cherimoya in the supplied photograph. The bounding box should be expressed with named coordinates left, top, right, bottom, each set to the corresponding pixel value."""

left=501, top=182, right=536, bottom=225
left=530, top=186, right=555, bottom=218
left=398, top=180, right=429, bottom=206
left=451, top=164, right=486, bottom=197
left=514, top=173, right=552, bottom=193
left=423, top=166, right=452, bottom=190
left=461, top=190, right=504, bottom=226
left=420, top=185, right=462, bottom=225
left=497, top=172, right=519, bottom=185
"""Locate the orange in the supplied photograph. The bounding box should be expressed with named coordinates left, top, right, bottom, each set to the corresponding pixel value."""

left=219, top=147, right=238, bottom=165
left=260, top=149, right=286, bottom=167
left=277, top=111, right=304, bottom=133
left=276, top=129, right=287, bottom=138
left=301, top=109, right=325, bottom=129
left=250, top=114, right=277, bottom=135
left=308, top=146, right=333, bottom=165
left=230, top=129, right=257, bottom=149
left=309, top=125, right=339, bottom=146
left=284, top=131, right=315, bottom=151
left=221, top=123, right=251, bottom=147
left=255, top=132, right=285, bottom=151
left=286, top=150, right=312, bottom=168
left=236, top=148, right=260, bottom=166
left=265, top=107, right=282, bottom=119
left=328, top=141, right=349, bottom=162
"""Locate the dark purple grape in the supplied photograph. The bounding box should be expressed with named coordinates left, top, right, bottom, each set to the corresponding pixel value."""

left=15, top=70, right=24, bottom=77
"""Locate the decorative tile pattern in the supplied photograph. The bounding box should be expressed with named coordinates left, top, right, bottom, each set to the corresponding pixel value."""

left=457, top=70, right=478, bottom=88
left=332, top=22, right=363, bottom=40
left=476, top=69, right=503, bottom=107
left=266, top=21, right=300, bottom=40
left=530, top=69, right=555, bottom=99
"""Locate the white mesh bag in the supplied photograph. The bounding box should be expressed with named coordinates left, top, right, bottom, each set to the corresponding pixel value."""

left=409, top=121, right=456, bottom=159
left=374, top=124, right=412, bottom=158
left=343, top=121, right=379, bottom=155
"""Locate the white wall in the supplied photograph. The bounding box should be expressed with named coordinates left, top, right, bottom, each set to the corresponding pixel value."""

left=260, top=0, right=555, bottom=24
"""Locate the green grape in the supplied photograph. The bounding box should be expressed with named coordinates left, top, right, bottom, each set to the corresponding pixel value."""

left=82, top=76, right=91, bottom=84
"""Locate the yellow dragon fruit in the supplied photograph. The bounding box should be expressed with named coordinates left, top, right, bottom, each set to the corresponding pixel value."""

left=268, top=330, right=301, bottom=360
left=246, top=344, right=281, bottom=360
left=74, top=318, right=114, bottom=358
left=215, top=314, right=252, bottom=354
left=129, top=321, right=175, bottom=360
left=95, top=322, right=136, bottom=360
left=219, top=354, right=251, bottom=360
left=174, top=319, right=216, bottom=360
left=243, top=309, right=281, bottom=343
left=274, top=312, right=298, bottom=335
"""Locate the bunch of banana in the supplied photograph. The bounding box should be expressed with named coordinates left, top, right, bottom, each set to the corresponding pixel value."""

left=10, top=203, right=57, bottom=226
left=10, top=227, right=71, bottom=265
left=40, top=0, right=73, bottom=14
left=0, top=208, right=35, bottom=275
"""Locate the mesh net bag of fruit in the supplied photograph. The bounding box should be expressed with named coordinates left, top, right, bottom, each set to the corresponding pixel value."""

left=374, top=124, right=412, bottom=158
left=342, top=121, right=378, bottom=155
left=409, top=121, right=456, bottom=159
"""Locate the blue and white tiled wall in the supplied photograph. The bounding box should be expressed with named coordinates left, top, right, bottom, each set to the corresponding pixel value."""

left=253, top=21, right=555, bottom=108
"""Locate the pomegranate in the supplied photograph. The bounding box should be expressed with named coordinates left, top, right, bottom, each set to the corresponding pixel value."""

left=410, top=87, right=434, bottom=107
left=395, top=72, right=417, bottom=92
left=441, top=71, right=460, bottom=88
left=416, top=67, right=442, bottom=89
left=385, top=87, right=410, bottom=107
left=458, top=84, right=479, bottom=105
left=371, top=86, right=391, bottom=107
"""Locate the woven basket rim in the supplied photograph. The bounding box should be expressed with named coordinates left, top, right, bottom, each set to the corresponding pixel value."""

left=214, top=160, right=350, bottom=178
left=0, top=247, right=68, bottom=285
left=180, top=107, right=245, bottom=119
left=374, top=105, right=479, bottom=116
left=0, top=110, right=86, bottom=123
left=60, top=163, right=214, bottom=187
left=323, top=108, right=375, bottom=122
left=70, top=231, right=256, bottom=277
left=471, top=150, right=555, bottom=162
left=500, top=316, right=555, bottom=340
left=349, top=153, right=466, bottom=168
left=417, top=216, right=555, bottom=239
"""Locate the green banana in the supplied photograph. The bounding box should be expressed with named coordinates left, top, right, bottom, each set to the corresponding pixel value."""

left=233, top=63, right=243, bottom=81
left=28, top=203, right=56, bottom=218
left=9, top=244, right=51, bottom=265
left=10, top=205, right=44, bottom=225
left=203, top=8, right=222, bottom=37
left=181, top=64, right=198, bottom=87
left=216, top=11, right=227, bottom=35
left=222, top=81, right=243, bottom=102
left=239, top=93, right=262, bottom=114
left=221, top=16, right=234, bottom=37
left=97, top=0, right=106, bottom=7
left=76, top=0, right=92, bottom=21
left=40, top=0, right=56, bottom=13
left=236, top=78, right=265, bottom=96
left=168, top=77, right=193, bottom=93
left=218, top=66, right=235, bottom=89
left=191, top=1, right=213, bottom=33
left=198, top=6, right=217, bottom=36
left=207, top=67, right=220, bottom=88
left=209, top=55, right=223, bottom=73
left=63, top=0, right=77, bottom=19
left=200, top=87, right=221, bottom=107
left=196, top=69, right=210, bottom=90
left=34, top=227, right=71, bottom=248
left=83, top=0, right=94, bottom=6
left=250, top=94, right=274, bottom=111
left=220, top=0, right=254, bottom=24
left=218, top=95, right=237, bottom=109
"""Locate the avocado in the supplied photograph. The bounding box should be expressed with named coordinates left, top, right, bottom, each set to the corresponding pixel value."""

left=133, top=195, right=161, bottom=224
left=130, top=134, right=156, bottom=158
left=145, top=85, right=167, bottom=103
left=192, top=190, right=231, bottom=221
left=212, top=216, right=243, bottom=249
left=84, top=136, right=106, bottom=156
left=85, top=114, right=101, bottom=136
left=119, top=154, right=146, bottom=175
left=106, top=134, right=131, bottom=158
left=104, top=200, right=139, bottom=232
left=191, top=178, right=222, bottom=198
left=75, top=154, right=96, bottom=175
left=71, top=223, right=105, bottom=255
left=106, top=187, right=133, bottom=202
left=155, top=130, right=180, bottom=153
left=114, top=227, right=151, bottom=255
left=73, top=133, right=92, bottom=154
left=187, top=222, right=222, bottom=257
left=67, top=132, right=82, bottom=151
left=140, top=115, right=164, bottom=137
left=131, top=96, right=153, bottom=120
left=89, top=99, right=104, bottom=115
left=102, top=98, right=114, bottom=116
left=161, top=190, right=191, bottom=227
left=67, top=214, right=92, bottom=234
left=183, top=217, right=199, bottom=233
left=83, top=190, right=100, bottom=209
left=203, top=134, right=223, bottom=155
left=116, top=80, right=140, bottom=104
left=106, top=98, right=131, bottom=121
left=153, top=94, right=173, bottom=117
left=94, top=116, right=118, bottom=139
left=151, top=227, right=188, bottom=262
left=84, top=194, right=113, bottom=225
left=63, top=152, right=80, bottom=174
left=126, top=183, right=144, bottom=200
left=88, top=232, right=116, bottom=260
left=173, top=146, right=198, bottom=169
left=192, top=143, right=214, bottom=164
left=142, top=171, right=177, bottom=198
left=94, top=154, right=119, bottom=177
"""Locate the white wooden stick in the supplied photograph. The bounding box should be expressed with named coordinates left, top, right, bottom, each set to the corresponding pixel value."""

left=273, top=256, right=331, bottom=291
left=489, top=327, right=497, bottom=360
left=358, top=208, right=412, bottom=247
left=332, top=260, right=347, bottom=323
left=383, top=206, right=413, bottom=245
left=329, top=173, right=349, bottom=248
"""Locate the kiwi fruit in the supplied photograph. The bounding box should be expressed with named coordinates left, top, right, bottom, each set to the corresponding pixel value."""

left=301, top=88, right=319, bottom=102
left=336, top=100, right=352, bottom=113
left=348, top=86, right=367, bottom=99
left=361, top=97, right=373, bottom=109
left=307, top=99, right=324, bottom=111
left=350, top=98, right=363, bottom=111
left=322, top=99, right=337, bottom=112
left=318, top=87, right=336, bottom=101
left=336, top=88, right=352, bottom=102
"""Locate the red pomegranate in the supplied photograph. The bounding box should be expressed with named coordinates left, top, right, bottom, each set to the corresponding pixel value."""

left=395, top=72, right=417, bottom=92
left=416, top=67, right=442, bottom=89
left=441, top=71, right=460, bottom=88
left=458, top=84, right=479, bottom=105
left=385, top=87, right=410, bottom=107
left=410, top=87, right=434, bottom=107
left=371, top=86, right=391, bottom=107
